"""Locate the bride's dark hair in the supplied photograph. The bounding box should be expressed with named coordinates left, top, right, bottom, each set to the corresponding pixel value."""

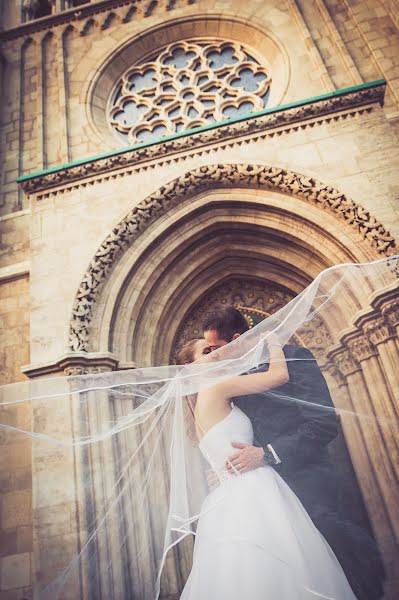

left=175, top=339, right=202, bottom=444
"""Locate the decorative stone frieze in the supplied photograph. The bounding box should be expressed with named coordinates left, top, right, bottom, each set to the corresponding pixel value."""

left=63, top=365, right=113, bottom=376
left=19, top=81, right=386, bottom=195
left=65, top=162, right=396, bottom=352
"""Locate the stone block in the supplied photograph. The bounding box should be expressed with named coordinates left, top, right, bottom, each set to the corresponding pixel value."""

left=16, top=527, right=33, bottom=554
left=1, top=491, right=32, bottom=529
left=33, top=503, right=74, bottom=538
left=0, top=530, right=17, bottom=558
left=0, top=552, right=31, bottom=590
left=0, top=442, right=31, bottom=472
left=11, top=468, right=32, bottom=492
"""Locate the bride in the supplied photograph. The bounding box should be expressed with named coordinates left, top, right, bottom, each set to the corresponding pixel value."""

left=176, top=334, right=358, bottom=600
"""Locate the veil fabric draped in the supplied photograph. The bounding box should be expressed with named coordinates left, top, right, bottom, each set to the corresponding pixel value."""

left=0, top=256, right=398, bottom=600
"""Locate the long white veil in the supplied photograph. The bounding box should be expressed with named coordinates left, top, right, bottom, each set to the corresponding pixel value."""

left=0, top=256, right=398, bottom=599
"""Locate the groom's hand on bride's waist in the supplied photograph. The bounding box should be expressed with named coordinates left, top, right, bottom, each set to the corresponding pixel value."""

left=226, top=442, right=265, bottom=474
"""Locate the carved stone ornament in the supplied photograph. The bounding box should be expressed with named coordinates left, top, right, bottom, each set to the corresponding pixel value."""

left=381, top=299, right=399, bottom=329
left=362, top=317, right=394, bottom=346
left=63, top=365, right=112, bottom=376
left=20, top=82, right=386, bottom=196
left=331, top=348, right=361, bottom=377
left=109, top=39, right=271, bottom=145
left=66, top=163, right=396, bottom=352
left=327, top=364, right=347, bottom=387
left=370, top=283, right=399, bottom=328
left=346, top=335, right=378, bottom=363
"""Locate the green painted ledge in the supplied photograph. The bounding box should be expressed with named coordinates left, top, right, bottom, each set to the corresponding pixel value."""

left=17, top=79, right=386, bottom=183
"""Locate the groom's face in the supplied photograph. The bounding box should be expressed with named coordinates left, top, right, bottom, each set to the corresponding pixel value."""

left=203, top=329, right=240, bottom=351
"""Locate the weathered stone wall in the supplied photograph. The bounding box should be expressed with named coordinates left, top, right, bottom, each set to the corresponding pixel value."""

left=0, top=407, right=32, bottom=600
left=0, top=275, right=30, bottom=385
left=0, top=215, right=31, bottom=599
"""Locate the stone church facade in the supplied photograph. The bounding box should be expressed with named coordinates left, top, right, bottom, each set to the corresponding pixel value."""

left=0, top=0, right=398, bottom=598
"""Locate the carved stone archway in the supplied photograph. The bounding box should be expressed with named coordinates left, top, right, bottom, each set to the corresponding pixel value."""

left=68, top=163, right=396, bottom=354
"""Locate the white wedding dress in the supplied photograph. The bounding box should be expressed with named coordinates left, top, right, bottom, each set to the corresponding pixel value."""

left=180, top=405, right=357, bottom=600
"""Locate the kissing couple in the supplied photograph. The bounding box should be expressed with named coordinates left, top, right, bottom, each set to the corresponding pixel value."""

left=176, top=305, right=375, bottom=600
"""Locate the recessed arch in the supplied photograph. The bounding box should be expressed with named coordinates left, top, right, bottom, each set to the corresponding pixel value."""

left=68, top=163, right=396, bottom=365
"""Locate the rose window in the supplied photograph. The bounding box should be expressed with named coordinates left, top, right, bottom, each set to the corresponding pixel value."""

left=108, top=40, right=271, bottom=145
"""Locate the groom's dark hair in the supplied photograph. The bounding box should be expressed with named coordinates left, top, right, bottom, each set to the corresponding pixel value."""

left=202, top=306, right=249, bottom=341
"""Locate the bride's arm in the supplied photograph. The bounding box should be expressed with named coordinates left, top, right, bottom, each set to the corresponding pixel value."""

left=211, top=339, right=289, bottom=400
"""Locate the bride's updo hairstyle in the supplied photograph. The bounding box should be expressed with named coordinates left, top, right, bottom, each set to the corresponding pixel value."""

left=175, top=338, right=202, bottom=365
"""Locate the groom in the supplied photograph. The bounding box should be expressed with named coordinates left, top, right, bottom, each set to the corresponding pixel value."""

left=202, top=305, right=339, bottom=519
left=202, top=306, right=384, bottom=600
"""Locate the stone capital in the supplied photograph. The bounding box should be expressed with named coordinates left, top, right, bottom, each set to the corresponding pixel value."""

left=371, top=284, right=399, bottom=328
left=325, top=362, right=348, bottom=386
left=381, top=300, right=399, bottom=329
left=329, top=347, right=361, bottom=377
left=362, top=316, right=394, bottom=346
left=346, top=334, right=378, bottom=363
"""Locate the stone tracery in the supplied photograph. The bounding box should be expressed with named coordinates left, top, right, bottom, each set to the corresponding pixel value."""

left=108, top=39, right=271, bottom=145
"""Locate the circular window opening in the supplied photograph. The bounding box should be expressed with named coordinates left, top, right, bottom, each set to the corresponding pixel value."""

left=107, top=39, right=272, bottom=146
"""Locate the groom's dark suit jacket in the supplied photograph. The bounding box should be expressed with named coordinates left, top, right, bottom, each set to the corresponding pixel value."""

left=234, top=344, right=339, bottom=518
left=234, top=344, right=385, bottom=600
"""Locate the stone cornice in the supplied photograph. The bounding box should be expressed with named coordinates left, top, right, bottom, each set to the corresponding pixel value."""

left=0, top=261, right=30, bottom=284
left=18, top=81, right=386, bottom=196
left=0, top=0, right=195, bottom=41
left=21, top=351, right=120, bottom=378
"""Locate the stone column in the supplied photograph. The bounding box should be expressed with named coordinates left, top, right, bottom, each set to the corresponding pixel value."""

left=329, top=350, right=389, bottom=534
left=342, top=334, right=399, bottom=541
left=361, top=316, right=399, bottom=421
left=330, top=345, right=399, bottom=600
